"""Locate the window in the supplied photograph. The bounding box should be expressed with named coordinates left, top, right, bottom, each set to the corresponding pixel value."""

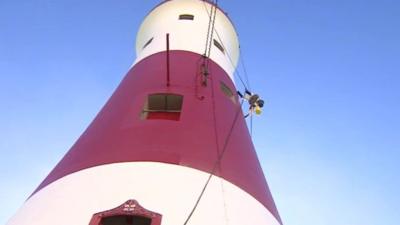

left=213, top=39, right=225, bottom=54
left=220, top=82, right=236, bottom=103
left=142, top=37, right=153, bottom=49
left=179, top=14, right=194, bottom=20
left=142, top=94, right=183, bottom=121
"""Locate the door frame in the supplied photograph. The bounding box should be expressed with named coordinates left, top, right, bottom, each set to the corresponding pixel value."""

left=88, top=199, right=162, bottom=225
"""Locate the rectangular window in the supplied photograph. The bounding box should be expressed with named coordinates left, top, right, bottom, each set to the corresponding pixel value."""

left=142, top=37, right=154, bottom=49
left=179, top=14, right=194, bottom=20
left=141, top=94, right=183, bottom=121
left=220, top=82, right=236, bottom=103
left=213, top=39, right=225, bottom=54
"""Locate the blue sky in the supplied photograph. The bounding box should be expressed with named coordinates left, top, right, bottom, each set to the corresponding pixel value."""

left=1, top=0, right=399, bottom=224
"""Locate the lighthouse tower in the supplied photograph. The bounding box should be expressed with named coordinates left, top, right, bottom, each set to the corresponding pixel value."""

left=7, top=1, right=282, bottom=225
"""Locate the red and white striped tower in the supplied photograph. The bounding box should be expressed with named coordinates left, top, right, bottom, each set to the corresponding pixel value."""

left=7, top=1, right=282, bottom=225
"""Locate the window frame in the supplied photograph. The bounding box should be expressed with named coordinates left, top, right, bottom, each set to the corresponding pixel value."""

left=141, top=93, right=184, bottom=121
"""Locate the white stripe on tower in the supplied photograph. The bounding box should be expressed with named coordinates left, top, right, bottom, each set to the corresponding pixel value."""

left=7, top=162, right=281, bottom=225
left=134, top=0, right=239, bottom=78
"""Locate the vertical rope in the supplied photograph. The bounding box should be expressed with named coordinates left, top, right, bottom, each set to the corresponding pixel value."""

left=182, top=99, right=244, bottom=225
left=206, top=0, right=218, bottom=58
left=203, top=1, right=214, bottom=57
left=202, top=0, right=218, bottom=79
left=166, top=33, right=170, bottom=87
left=219, top=178, right=230, bottom=225
left=201, top=2, right=250, bottom=92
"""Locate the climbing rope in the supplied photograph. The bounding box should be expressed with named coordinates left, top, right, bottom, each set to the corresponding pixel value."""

left=201, top=0, right=219, bottom=80
left=201, top=1, right=250, bottom=92
left=206, top=0, right=218, bottom=58
left=182, top=99, right=244, bottom=225
left=239, top=46, right=252, bottom=91
left=183, top=2, right=264, bottom=223
left=203, top=0, right=214, bottom=57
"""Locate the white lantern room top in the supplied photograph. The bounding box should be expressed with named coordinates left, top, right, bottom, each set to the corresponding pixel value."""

left=135, top=0, right=240, bottom=80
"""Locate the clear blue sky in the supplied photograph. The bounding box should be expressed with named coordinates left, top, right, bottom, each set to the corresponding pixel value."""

left=1, top=0, right=399, bottom=224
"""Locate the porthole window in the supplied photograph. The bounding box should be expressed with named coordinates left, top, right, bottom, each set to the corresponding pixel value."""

left=142, top=37, right=154, bottom=49
left=213, top=39, right=225, bottom=54
left=141, top=94, right=183, bottom=121
left=220, top=82, right=236, bottom=104
left=179, top=14, right=194, bottom=20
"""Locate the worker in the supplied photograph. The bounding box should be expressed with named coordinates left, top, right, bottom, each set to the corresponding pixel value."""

left=238, top=90, right=265, bottom=118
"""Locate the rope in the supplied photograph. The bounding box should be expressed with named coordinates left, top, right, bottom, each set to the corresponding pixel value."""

left=206, top=0, right=218, bottom=58
left=214, top=30, right=249, bottom=91
left=219, top=178, right=229, bottom=225
left=239, top=46, right=251, bottom=91
left=208, top=61, right=229, bottom=225
left=202, top=6, right=256, bottom=137
left=183, top=98, right=244, bottom=225
left=182, top=2, right=252, bottom=223
left=201, top=1, right=250, bottom=91
left=250, top=112, right=253, bottom=137
left=199, top=0, right=219, bottom=87
left=203, top=0, right=214, bottom=57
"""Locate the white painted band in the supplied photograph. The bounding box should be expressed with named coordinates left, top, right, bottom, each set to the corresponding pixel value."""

left=134, top=0, right=240, bottom=80
left=7, top=162, right=280, bottom=225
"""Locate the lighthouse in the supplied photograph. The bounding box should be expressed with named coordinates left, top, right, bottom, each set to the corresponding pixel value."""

left=7, top=0, right=282, bottom=225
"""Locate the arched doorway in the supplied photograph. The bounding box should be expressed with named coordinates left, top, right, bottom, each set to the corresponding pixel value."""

left=89, top=200, right=162, bottom=225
